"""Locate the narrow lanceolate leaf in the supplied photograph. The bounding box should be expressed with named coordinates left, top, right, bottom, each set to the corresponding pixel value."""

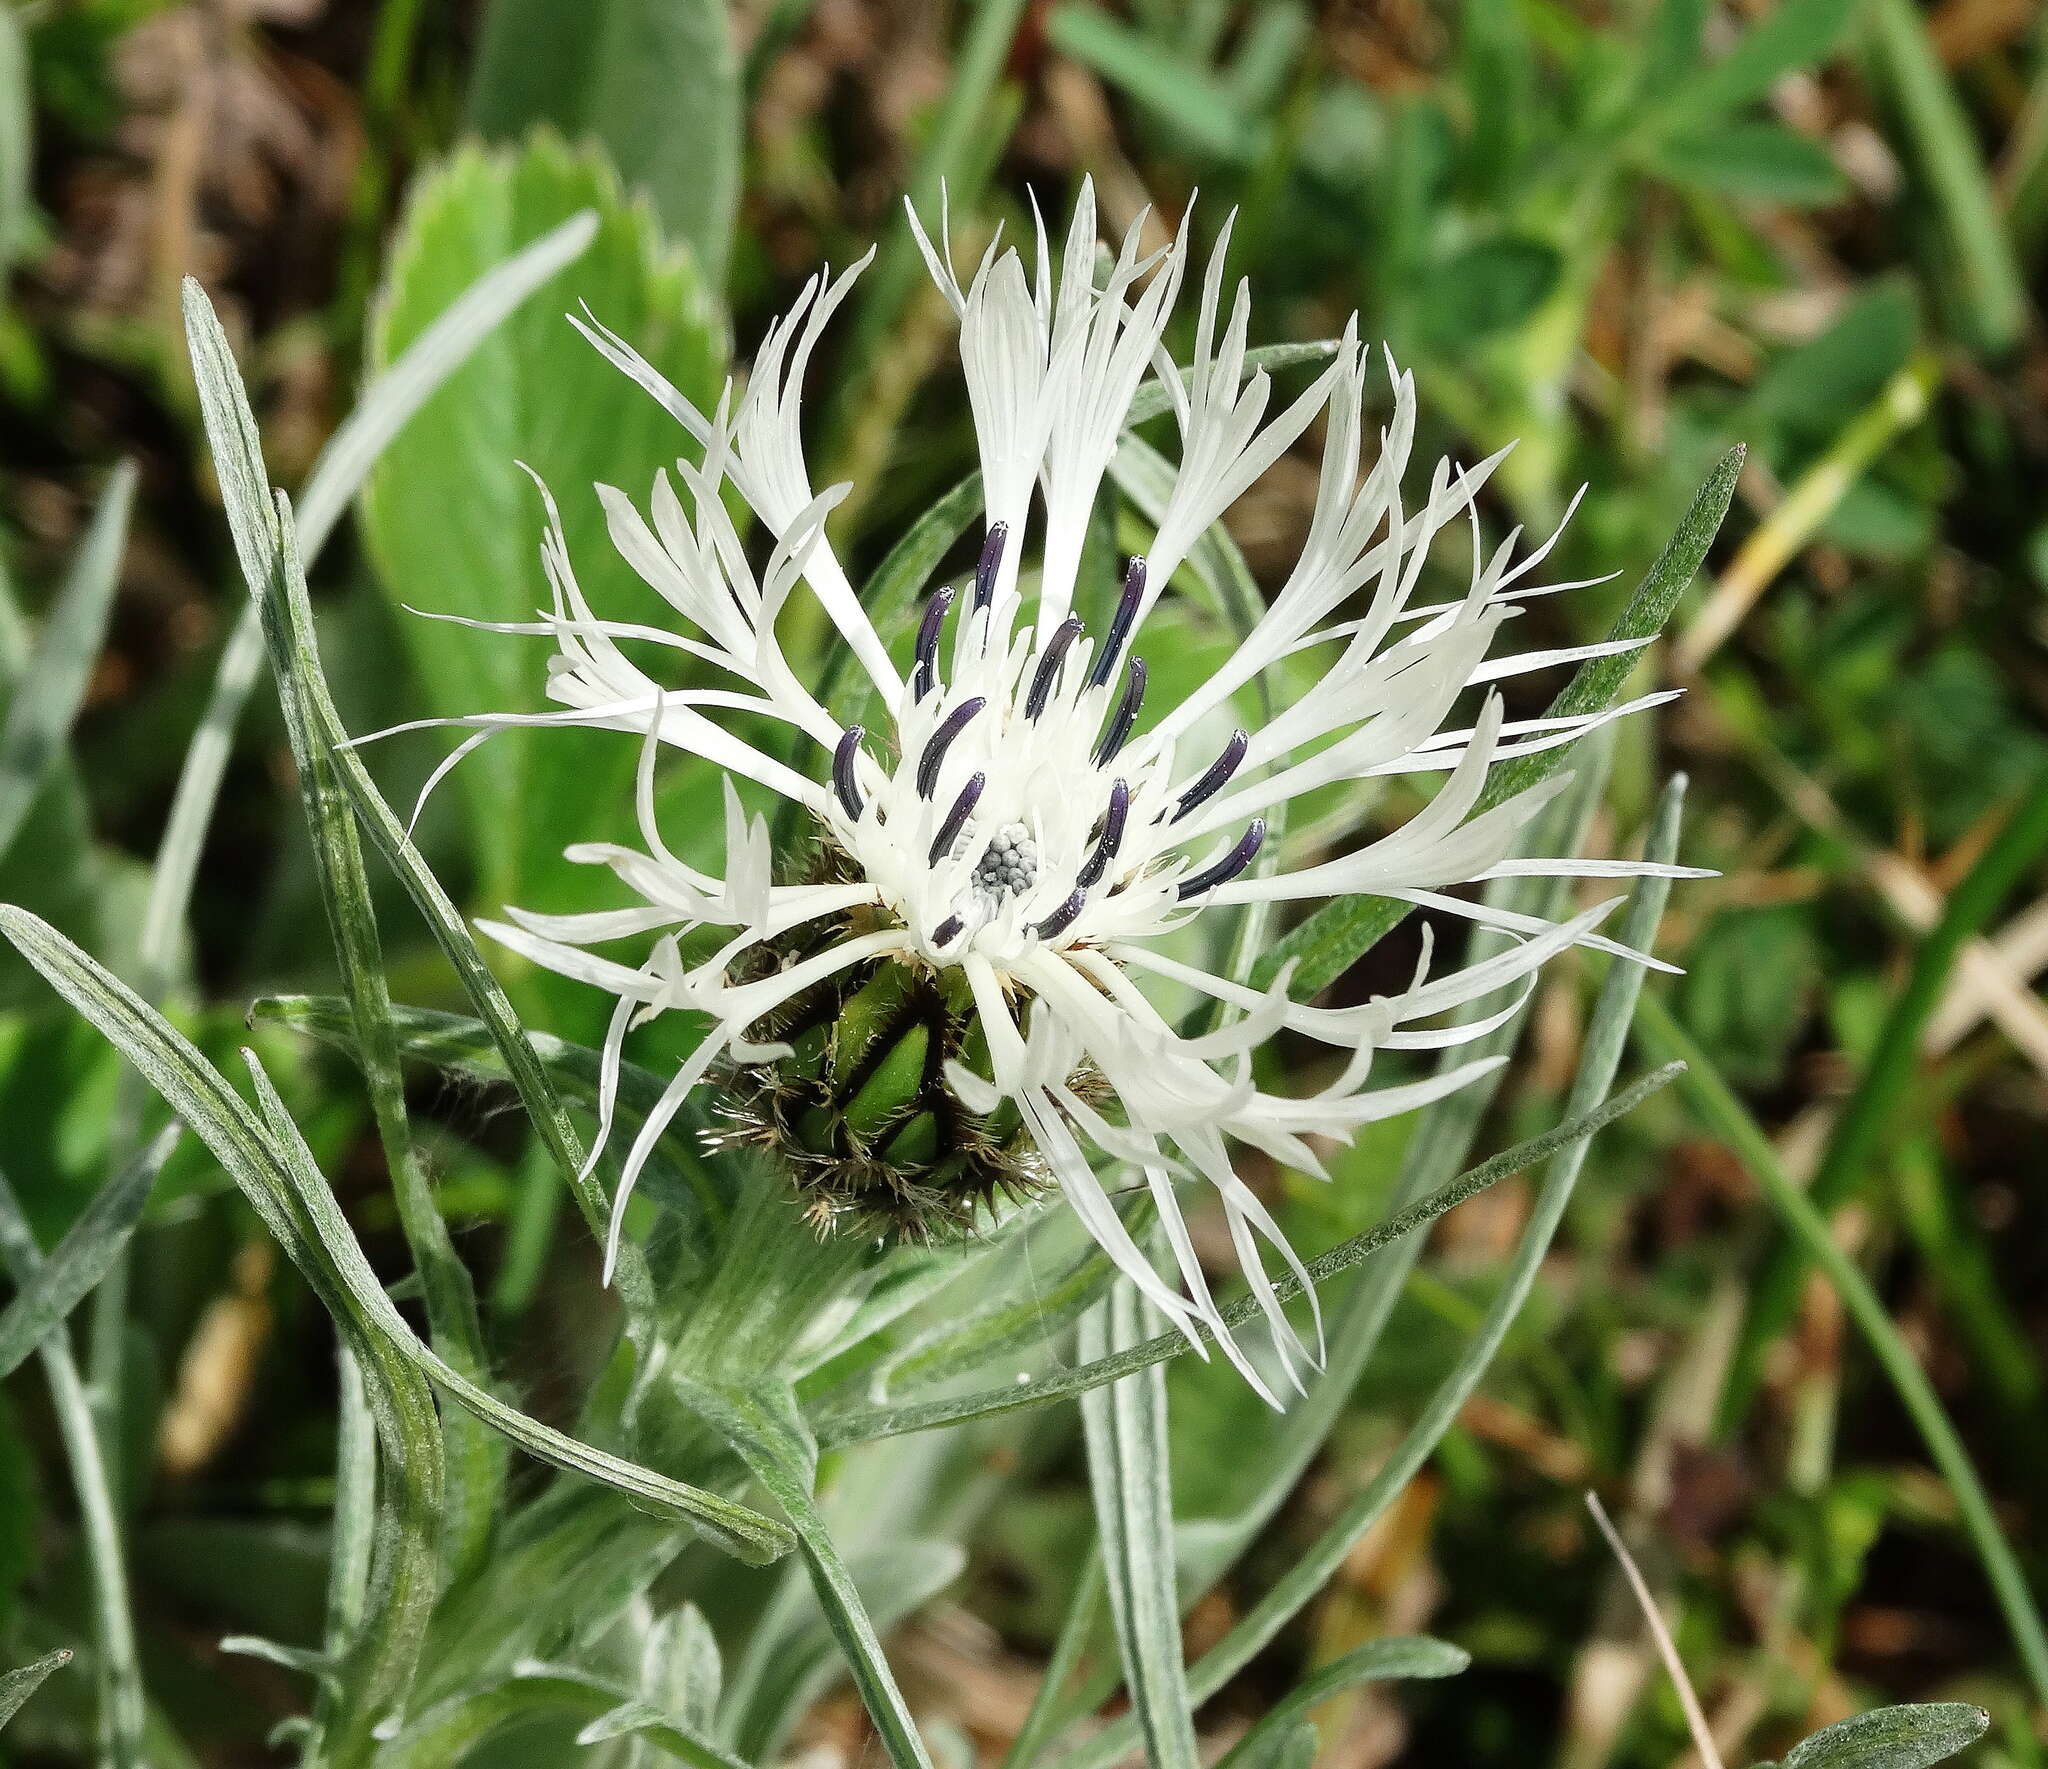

left=0, top=462, right=136, bottom=863
left=1779, top=1703, right=1990, bottom=1769
left=264, top=487, right=503, bottom=1581
left=0, top=904, right=794, bottom=1567
left=0, top=1649, right=70, bottom=1731
left=1079, top=1287, right=1198, bottom=1769
left=1214, top=1638, right=1468, bottom=1769
left=1257, top=445, right=1743, bottom=995
left=0, top=1124, right=177, bottom=1382
left=678, top=1378, right=935, bottom=1769
left=181, top=272, right=664, bottom=1326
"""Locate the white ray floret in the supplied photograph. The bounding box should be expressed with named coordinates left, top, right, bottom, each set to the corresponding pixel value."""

left=373, top=183, right=1703, bottom=1399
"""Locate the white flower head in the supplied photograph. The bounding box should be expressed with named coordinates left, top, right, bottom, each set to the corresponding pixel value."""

left=380, top=184, right=1699, bottom=1402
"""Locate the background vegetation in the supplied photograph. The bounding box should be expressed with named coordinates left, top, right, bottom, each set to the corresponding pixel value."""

left=0, top=0, right=2044, bottom=1764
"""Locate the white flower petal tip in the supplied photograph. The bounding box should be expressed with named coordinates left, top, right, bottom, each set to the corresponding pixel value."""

left=434, top=187, right=1699, bottom=1389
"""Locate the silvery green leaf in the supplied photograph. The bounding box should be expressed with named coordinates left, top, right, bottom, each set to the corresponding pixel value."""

left=0, top=1649, right=70, bottom=1732
left=1780, top=1704, right=1991, bottom=1769
left=1080, top=1285, right=1198, bottom=1769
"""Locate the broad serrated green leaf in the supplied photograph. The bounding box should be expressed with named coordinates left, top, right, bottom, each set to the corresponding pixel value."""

left=0, top=1124, right=174, bottom=1383
left=1781, top=1705, right=1990, bottom=1769
left=468, top=0, right=739, bottom=283
left=362, top=134, right=726, bottom=916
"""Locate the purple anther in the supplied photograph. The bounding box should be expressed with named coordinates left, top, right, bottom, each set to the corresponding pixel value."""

left=832, top=726, right=866, bottom=820
left=1024, top=615, right=1084, bottom=720
left=1087, top=557, right=1147, bottom=690
left=1176, top=819, right=1267, bottom=900
left=1034, top=889, right=1088, bottom=941
left=1092, top=658, right=1147, bottom=766
left=916, top=696, right=986, bottom=798
left=912, top=584, right=955, bottom=703
left=971, top=522, right=1008, bottom=612
left=1074, top=779, right=1130, bottom=890
left=928, top=771, right=985, bottom=866
left=1172, top=729, right=1249, bottom=823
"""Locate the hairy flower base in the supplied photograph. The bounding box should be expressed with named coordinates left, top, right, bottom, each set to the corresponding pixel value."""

left=710, top=872, right=1053, bottom=1239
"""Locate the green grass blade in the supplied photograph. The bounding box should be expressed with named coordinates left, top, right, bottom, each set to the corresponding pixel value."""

left=1078, top=1287, right=1199, bottom=1769
left=1633, top=991, right=2048, bottom=1708
left=0, top=904, right=795, bottom=1566
left=0, top=1649, right=71, bottom=1732
left=1725, top=767, right=2048, bottom=1421
left=822, top=0, right=1029, bottom=449
left=1255, top=446, right=1743, bottom=995
left=0, top=2, right=26, bottom=275
left=0, top=1124, right=175, bottom=1383
left=0, top=462, right=135, bottom=864
left=1862, top=0, right=2028, bottom=356
left=815, top=1061, right=1680, bottom=1449
left=679, top=1378, right=935, bottom=1769
left=1047, top=779, right=1690, bottom=1769
left=1214, top=1637, right=1468, bottom=1769
left=0, top=1182, right=149, bottom=1768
